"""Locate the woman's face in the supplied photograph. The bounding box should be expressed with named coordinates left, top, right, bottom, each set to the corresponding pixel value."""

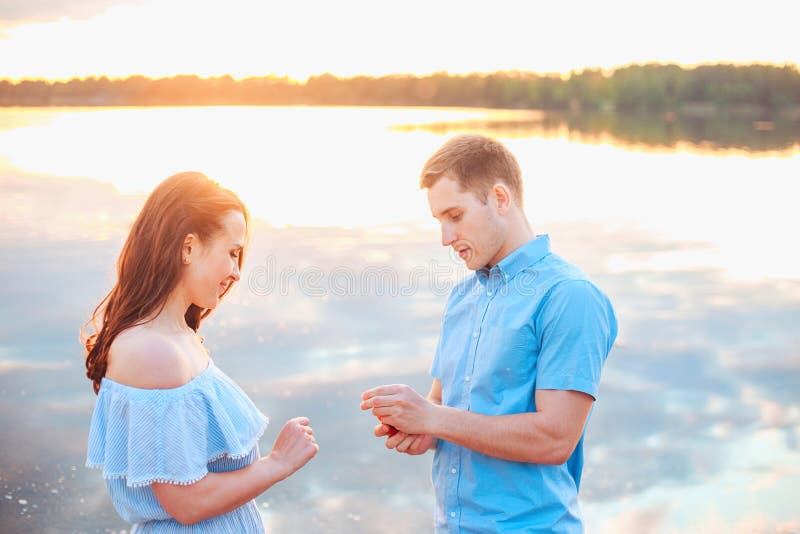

left=183, top=210, right=246, bottom=310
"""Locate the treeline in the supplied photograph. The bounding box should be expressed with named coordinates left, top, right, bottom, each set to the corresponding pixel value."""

left=2, top=63, right=799, bottom=115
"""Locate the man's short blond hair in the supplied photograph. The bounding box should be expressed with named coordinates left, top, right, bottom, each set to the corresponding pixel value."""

left=420, top=134, right=523, bottom=205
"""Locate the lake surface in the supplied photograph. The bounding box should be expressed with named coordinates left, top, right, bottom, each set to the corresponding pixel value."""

left=0, top=106, right=798, bottom=533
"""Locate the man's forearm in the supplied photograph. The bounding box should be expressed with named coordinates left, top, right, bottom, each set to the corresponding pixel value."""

left=428, top=406, right=571, bottom=464
left=361, top=381, right=592, bottom=463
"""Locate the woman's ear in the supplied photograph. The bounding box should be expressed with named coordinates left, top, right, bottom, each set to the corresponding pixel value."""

left=181, top=234, right=198, bottom=264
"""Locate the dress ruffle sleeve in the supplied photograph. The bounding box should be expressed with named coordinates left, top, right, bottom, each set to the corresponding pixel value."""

left=85, top=360, right=268, bottom=488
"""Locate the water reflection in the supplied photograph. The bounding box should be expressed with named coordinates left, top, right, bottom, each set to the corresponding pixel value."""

left=0, top=107, right=798, bottom=533
left=392, top=110, right=800, bottom=156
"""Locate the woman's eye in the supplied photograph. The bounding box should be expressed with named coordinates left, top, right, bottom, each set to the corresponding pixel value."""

left=230, top=251, right=240, bottom=258
left=452, top=214, right=461, bottom=222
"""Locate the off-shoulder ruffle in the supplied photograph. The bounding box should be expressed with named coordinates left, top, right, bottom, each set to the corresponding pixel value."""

left=85, top=359, right=268, bottom=488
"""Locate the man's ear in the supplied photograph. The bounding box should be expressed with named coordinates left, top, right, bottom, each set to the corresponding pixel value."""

left=492, top=183, right=512, bottom=214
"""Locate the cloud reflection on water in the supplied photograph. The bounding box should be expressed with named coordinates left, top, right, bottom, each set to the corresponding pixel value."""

left=1, top=158, right=799, bottom=531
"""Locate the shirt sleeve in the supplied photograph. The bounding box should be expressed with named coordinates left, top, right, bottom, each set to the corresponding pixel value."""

left=534, top=279, right=617, bottom=399
left=86, top=375, right=268, bottom=487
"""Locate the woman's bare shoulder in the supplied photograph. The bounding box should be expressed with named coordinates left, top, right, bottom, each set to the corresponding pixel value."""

left=106, top=326, right=194, bottom=389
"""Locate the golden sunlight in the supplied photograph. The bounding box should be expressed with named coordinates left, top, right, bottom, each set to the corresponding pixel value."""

left=1, top=0, right=797, bottom=81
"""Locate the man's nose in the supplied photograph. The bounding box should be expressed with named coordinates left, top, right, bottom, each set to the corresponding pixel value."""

left=441, top=225, right=456, bottom=247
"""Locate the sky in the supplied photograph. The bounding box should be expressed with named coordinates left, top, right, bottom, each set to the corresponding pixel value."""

left=0, top=0, right=797, bottom=81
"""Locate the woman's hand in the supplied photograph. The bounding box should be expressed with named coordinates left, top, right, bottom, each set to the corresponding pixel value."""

left=264, top=417, right=319, bottom=481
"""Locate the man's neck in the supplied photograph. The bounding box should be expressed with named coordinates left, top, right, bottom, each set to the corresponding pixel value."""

left=487, top=213, right=535, bottom=268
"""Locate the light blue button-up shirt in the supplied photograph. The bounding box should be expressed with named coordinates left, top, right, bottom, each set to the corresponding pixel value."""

left=430, top=234, right=617, bottom=533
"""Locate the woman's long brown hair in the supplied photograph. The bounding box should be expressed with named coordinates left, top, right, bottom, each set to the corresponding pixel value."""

left=81, top=172, right=249, bottom=394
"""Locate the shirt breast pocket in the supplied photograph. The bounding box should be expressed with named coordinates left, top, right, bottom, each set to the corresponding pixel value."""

left=472, top=325, right=537, bottom=409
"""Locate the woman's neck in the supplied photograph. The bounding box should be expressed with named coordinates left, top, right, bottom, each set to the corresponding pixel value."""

left=144, top=286, right=194, bottom=334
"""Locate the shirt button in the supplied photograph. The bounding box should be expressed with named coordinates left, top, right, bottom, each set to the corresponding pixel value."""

left=487, top=290, right=493, bottom=296
left=472, top=331, right=478, bottom=339
left=451, top=468, right=457, bottom=474
left=464, top=376, right=471, bottom=382
left=450, top=512, right=456, bottom=518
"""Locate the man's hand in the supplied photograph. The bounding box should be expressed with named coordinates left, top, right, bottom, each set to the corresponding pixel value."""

left=373, top=423, right=436, bottom=455
left=361, top=384, right=438, bottom=436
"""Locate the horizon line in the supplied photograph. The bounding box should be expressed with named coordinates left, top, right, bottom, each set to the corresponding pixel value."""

left=3, top=60, right=799, bottom=84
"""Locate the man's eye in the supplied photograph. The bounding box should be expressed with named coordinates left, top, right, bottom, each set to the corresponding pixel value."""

left=451, top=214, right=461, bottom=221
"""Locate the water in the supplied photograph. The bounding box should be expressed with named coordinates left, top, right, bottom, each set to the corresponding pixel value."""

left=0, top=106, right=798, bottom=533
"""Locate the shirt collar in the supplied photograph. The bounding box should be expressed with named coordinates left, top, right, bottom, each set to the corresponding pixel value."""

left=477, top=234, right=551, bottom=284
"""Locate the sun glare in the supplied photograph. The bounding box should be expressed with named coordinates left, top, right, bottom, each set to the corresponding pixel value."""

left=0, top=0, right=797, bottom=81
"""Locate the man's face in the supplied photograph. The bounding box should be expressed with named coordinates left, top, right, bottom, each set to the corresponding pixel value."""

left=427, top=175, right=505, bottom=271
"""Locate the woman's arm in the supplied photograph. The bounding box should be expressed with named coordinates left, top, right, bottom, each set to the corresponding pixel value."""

left=153, top=417, right=318, bottom=526
left=108, top=337, right=318, bottom=526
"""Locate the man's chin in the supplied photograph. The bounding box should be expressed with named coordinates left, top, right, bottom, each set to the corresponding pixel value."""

left=466, top=259, right=487, bottom=271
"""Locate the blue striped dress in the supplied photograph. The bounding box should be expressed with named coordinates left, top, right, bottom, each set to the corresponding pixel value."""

left=86, top=359, right=269, bottom=532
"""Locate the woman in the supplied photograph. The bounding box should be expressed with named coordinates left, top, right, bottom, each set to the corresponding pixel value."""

left=82, top=172, right=318, bottom=532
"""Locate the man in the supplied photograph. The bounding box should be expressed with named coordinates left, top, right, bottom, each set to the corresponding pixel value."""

left=361, top=134, right=617, bottom=533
